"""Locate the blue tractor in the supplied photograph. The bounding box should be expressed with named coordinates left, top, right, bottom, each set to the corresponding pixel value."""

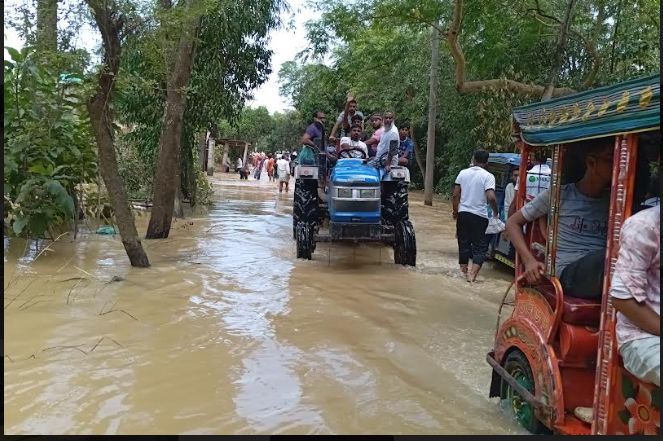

left=292, top=139, right=416, bottom=266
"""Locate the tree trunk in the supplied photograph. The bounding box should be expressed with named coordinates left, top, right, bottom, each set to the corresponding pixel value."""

left=36, top=0, right=58, bottom=52
left=146, top=0, right=201, bottom=239
left=609, top=0, right=623, bottom=74
left=408, top=120, right=426, bottom=179
left=424, top=24, right=440, bottom=206
left=86, top=0, right=150, bottom=267
left=542, top=0, right=578, bottom=101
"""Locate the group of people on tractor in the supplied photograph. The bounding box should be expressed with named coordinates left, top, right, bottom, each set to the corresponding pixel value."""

left=299, top=95, right=414, bottom=176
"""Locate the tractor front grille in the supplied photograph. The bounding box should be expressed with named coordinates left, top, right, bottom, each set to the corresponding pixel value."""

left=332, top=199, right=380, bottom=213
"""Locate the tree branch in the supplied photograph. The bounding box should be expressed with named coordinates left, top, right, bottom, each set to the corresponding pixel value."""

left=541, top=0, right=577, bottom=101
left=445, top=0, right=575, bottom=98
left=530, top=0, right=601, bottom=90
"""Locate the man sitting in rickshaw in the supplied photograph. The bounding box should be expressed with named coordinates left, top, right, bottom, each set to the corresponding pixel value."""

left=610, top=205, right=660, bottom=386
left=506, top=138, right=613, bottom=299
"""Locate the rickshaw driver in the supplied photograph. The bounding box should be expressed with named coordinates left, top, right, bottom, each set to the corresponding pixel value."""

left=505, top=140, right=614, bottom=299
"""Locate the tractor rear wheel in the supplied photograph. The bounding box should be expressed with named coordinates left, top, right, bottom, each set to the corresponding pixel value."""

left=381, top=180, right=409, bottom=226
left=293, top=179, right=318, bottom=239
left=393, top=219, right=416, bottom=266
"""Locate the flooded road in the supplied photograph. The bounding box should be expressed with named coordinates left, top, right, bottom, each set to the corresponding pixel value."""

left=4, top=173, right=525, bottom=434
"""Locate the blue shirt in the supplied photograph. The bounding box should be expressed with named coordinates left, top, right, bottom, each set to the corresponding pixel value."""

left=398, top=137, right=414, bottom=166
left=305, top=122, right=323, bottom=143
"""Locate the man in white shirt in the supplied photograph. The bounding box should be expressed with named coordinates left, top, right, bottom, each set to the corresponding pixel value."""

left=339, top=124, right=369, bottom=158
left=503, top=168, right=519, bottom=216
left=452, top=150, right=500, bottom=282
left=525, top=151, right=551, bottom=202
left=329, top=95, right=364, bottom=142
left=370, top=110, right=399, bottom=178
left=276, top=155, right=290, bottom=193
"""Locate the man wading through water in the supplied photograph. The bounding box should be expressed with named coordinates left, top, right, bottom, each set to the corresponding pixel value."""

left=452, top=150, right=499, bottom=282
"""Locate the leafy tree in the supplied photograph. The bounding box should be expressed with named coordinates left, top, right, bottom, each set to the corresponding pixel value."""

left=4, top=47, right=97, bottom=238
left=278, top=0, right=660, bottom=196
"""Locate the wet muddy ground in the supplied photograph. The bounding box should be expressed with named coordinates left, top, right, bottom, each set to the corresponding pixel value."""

left=4, top=172, right=525, bottom=434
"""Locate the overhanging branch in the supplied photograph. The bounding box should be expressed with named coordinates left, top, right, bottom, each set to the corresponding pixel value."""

left=446, top=0, right=575, bottom=98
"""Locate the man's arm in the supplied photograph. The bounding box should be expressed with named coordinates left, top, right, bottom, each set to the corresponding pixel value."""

left=612, top=297, right=660, bottom=336
left=365, top=136, right=378, bottom=148
left=329, top=118, right=341, bottom=141
left=485, top=189, right=499, bottom=218
left=301, top=132, right=314, bottom=147
left=452, top=184, right=461, bottom=219
left=506, top=210, right=545, bottom=283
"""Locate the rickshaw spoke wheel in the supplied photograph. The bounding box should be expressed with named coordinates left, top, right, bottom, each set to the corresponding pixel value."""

left=501, top=350, right=545, bottom=434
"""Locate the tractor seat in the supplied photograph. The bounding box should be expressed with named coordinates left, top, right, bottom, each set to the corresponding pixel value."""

left=538, top=284, right=602, bottom=327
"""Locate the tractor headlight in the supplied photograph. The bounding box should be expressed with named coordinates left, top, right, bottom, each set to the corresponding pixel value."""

left=337, top=188, right=352, bottom=198
left=359, top=189, right=377, bottom=199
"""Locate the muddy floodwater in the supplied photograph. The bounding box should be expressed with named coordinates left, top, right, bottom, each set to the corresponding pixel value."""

left=4, top=173, right=526, bottom=435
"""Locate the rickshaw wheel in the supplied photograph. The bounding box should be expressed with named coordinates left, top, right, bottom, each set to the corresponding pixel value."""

left=501, top=350, right=546, bottom=434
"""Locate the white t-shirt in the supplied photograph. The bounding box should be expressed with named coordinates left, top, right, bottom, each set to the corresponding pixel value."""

left=504, top=182, right=516, bottom=214
left=525, top=163, right=551, bottom=201
left=339, top=137, right=368, bottom=157
left=276, top=158, right=289, bottom=176
left=375, top=124, right=399, bottom=167
left=454, top=166, right=496, bottom=218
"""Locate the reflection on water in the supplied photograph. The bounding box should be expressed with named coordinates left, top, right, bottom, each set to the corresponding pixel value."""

left=4, top=173, right=525, bottom=434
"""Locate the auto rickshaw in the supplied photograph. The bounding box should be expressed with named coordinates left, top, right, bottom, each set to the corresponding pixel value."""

left=487, top=74, right=660, bottom=435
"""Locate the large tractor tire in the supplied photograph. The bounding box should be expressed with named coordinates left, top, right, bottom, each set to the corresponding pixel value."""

left=500, top=350, right=547, bottom=434
left=381, top=180, right=409, bottom=226
left=295, top=221, right=314, bottom=260
left=293, top=179, right=318, bottom=240
left=393, top=219, right=416, bottom=266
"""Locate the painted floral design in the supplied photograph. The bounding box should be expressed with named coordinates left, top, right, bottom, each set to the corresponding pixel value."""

left=618, top=374, right=660, bottom=435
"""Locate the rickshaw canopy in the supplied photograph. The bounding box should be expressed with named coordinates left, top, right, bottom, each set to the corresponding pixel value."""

left=512, top=74, right=660, bottom=146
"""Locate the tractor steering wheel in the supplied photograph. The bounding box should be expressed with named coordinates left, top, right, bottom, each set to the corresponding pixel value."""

left=338, top=147, right=368, bottom=159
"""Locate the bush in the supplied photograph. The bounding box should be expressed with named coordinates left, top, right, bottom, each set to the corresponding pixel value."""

left=4, top=47, right=97, bottom=238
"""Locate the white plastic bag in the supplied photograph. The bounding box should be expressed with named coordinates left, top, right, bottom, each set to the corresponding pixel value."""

left=485, top=217, right=506, bottom=234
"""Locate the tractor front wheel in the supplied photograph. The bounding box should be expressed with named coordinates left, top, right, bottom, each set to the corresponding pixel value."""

left=393, top=219, right=416, bottom=266
left=295, top=221, right=314, bottom=260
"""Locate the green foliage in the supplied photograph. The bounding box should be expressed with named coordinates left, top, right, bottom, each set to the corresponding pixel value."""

left=213, top=107, right=304, bottom=157
left=279, top=0, right=660, bottom=194
left=4, top=46, right=97, bottom=238
left=115, top=0, right=285, bottom=202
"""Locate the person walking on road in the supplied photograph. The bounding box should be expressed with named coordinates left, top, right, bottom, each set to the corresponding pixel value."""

left=277, top=154, right=291, bottom=193
left=452, top=150, right=500, bottom=282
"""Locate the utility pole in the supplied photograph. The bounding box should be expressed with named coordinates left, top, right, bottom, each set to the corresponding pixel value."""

left=424, top=23, right=440, bottom=206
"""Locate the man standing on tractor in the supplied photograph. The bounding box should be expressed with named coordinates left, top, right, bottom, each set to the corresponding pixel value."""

left=329, top=94, right=364, bottom=143
left=301, top=111, right=326, bottom=148
left=505, top=139, right=613, bottom=298
left=398, top=123, right=414, bottom=167
left=364, top=112, right=383, bottom=158
left=370, top=110, right=399, bottom=175
left=452, top=150, right=500, bottom=282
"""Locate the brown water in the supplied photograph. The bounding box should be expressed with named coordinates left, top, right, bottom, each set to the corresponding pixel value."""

left=4, top=173, right=525, bottom=435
